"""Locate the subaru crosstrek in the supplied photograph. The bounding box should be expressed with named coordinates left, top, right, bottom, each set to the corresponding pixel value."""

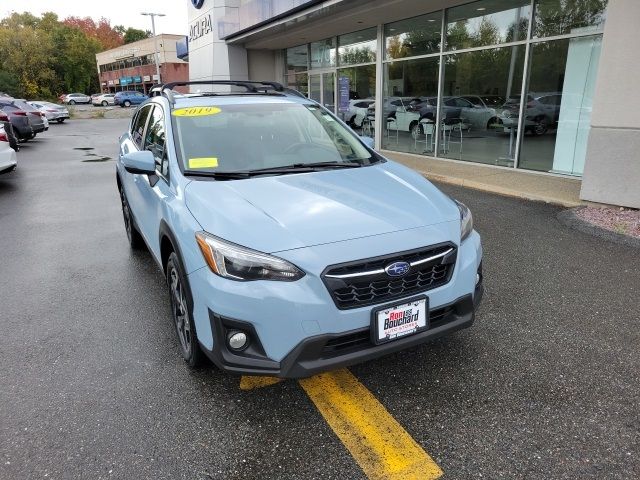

left=116, top=81, right=483, bottom=378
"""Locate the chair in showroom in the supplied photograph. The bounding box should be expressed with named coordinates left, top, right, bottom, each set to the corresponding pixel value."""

left=441, top=117, right=466, bottom=156
left=362, top=114, right=375, bottom=137
left=386, top=116, right=399, bottom=144
left=414, top=119, right=436, bottom=154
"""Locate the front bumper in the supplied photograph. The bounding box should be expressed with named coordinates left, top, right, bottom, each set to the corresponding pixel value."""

left=202, top=289, right=482, bottom=378
left=188, top=224, right=483, bottom=377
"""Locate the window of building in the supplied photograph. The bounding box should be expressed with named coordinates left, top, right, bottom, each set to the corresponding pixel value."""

left=446, top=0, right=531, bottom=50
left=310, top=38, right=336, bottom=69
left=440, top=46, right=525, bottom=165
left=286, top=44, right=308, bottom=73
left=382, top=56, right=440, bottom=153
left=533, top=0, right=607, bottom=38
left=338, top=28, right=377, bottom=65
left=518, top=35, right=602, bottom=175
left=384, top=12, right=442, bottom=60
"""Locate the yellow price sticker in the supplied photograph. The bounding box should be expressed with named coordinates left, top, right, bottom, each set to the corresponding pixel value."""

left=188, top=157, right=218, bottom=169
left=172, top=106, right=221, bottom=117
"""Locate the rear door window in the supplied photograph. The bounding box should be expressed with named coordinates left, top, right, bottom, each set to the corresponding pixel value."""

left=143, top=106, right=167, bottom=176
left=131, top=105, right=153, bottom=149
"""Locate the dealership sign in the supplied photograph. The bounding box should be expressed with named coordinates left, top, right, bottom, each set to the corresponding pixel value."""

left=189, top=14, right=212, bottom=42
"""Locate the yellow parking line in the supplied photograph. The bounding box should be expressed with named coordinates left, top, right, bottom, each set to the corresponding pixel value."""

left=239, top=375, right=283, bottom=390
left=299, top=368, right=443, bottom=480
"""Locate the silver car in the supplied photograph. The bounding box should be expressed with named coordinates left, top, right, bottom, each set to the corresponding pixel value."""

left=63, top=93, right=91, bottom=105
left=28, top=101, right=70, bottom=124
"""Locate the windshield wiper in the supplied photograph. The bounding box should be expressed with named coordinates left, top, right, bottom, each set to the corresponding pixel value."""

left=183, top=161, right=364, bottom=181
left=183, top=170, right=251, bottom=180
left=246, top=161, right=364, bottom=175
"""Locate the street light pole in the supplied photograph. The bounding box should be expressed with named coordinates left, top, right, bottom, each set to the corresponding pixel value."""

left=141, top=12, right=165, bottom=84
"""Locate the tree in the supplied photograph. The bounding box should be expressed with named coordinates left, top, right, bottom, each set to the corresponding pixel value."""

left=124, top=28, right=152, bottom=44
left=0, top=11, right=128, bottom=98
left=63, top=16, right=124, bottom=50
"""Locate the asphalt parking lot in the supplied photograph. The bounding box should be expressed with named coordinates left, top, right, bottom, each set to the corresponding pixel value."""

left=0, top=119, right=638, bottom=480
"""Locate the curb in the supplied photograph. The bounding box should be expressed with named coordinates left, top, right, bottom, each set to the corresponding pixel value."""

left=421, top=172, right=582, bottom=208
left=557, top=208, right=640, bottom=248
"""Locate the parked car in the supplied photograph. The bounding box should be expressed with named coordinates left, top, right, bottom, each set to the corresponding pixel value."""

left=114, top=91, right=148, bottom=107
left=345, top=98, right=374, bottom=127
left=498, top=94, right=557, bottom=135
left=393, top=97, right=467, bottom=137
left=93, top=93, right=116, bottom=107
left=64, top=93, right=91, bottom=105
left=0, top=109, right=19, bottom=151
left=0, top=99, right=35, bottom=142
left=460, top=95, right=505, bottom=130
left=28, top=101, right=70, bottom=123
left=0, top=124, right=18, bottom=175
left=12, top=100, right=46, bottom=134
left=116, top=81, right=483, bottom=376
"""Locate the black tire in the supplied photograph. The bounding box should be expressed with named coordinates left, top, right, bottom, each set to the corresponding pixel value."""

left=119, top=186, right=144, bottom=249
left=102, top=101, right=108, bottom=106
left=123, top=100, right=131, bottom=107
left=532, top=117, right=549, bottom=136
left=166, top=252, right=205, bottom=368
left=56, top=119, right=65, bottom=124
left=487, top=117, right=502, bottom=130
left=69, top=100, right=76, bottom=105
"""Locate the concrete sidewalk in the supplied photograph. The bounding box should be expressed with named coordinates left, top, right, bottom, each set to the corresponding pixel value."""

left=383, top=150, right=583, bottom=207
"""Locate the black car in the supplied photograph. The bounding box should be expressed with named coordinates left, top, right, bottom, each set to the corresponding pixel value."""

left=0, top=110, right=19, bottom=151
left=0, top=101, right=33, bottom=142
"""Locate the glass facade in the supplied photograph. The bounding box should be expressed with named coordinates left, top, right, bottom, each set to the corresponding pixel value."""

left=283, top=0, right=608, bottom=177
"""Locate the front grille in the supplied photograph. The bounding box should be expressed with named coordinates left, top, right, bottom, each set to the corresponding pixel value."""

left=321, top=305, right=456, bottom=357
left=321, top=243, right=457, bottom=310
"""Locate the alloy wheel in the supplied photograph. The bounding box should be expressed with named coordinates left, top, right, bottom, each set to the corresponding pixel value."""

left=169, top=267, right=192, bottom=357
left=120, top=189, right=133, bottom=242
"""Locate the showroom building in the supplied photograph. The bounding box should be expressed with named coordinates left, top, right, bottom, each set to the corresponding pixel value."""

left=186, top=0, right=639, bottom=208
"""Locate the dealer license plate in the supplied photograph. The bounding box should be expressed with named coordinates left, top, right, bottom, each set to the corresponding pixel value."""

left=373, top=297, right=428, bottom=345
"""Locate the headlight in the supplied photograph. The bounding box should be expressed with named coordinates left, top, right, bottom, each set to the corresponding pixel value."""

left=195, top=232, right=304, bottom=282
left=454, top=200, right=473, bottom=242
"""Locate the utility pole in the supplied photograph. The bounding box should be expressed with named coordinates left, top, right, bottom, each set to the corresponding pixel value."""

left=141, top=12, right=165, bottom=84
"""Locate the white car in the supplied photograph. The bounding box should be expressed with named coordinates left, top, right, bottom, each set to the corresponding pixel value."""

left=345, top=98, right=374, bottom=127
left=28, top=101, right=70, bottom=123
left=93, top=93, right=116, bottom=107
left=0, top=124, right=17, bottom=175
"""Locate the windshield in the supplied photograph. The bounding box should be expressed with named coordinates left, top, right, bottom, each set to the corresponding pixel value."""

left=172, top=102, right=375, bottom=173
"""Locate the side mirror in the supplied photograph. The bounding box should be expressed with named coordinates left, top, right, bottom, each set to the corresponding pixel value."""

left=122, top=150, right=155, bottom=174
left=360, top=136, right=375, bottom=149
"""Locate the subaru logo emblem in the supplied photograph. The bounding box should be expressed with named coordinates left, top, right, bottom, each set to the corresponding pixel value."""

left=192, top=0, right=205, bottom=8
left=385, top=261, right=410, bottom=277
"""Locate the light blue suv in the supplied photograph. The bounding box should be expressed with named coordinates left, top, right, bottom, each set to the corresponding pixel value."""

left=116, top=81, right=483, bottom=377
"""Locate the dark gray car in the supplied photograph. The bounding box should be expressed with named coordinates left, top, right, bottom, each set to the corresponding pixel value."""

left=0, top=109, right=19, bottom=151
left=13, top=100, right=46, bottom=134
left=0, top=101, right=34, bottom=142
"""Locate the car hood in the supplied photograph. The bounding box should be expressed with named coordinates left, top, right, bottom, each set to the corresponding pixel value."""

left=184, top=161, right=459, bottom=253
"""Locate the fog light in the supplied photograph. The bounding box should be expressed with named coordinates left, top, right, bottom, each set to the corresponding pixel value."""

left=228, top=331, right=248, bottom=350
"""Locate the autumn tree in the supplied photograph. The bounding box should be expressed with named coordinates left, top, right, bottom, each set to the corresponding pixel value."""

left=63, top=16, right=124, bottom=50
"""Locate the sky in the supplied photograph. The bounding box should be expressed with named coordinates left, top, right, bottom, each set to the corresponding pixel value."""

left=0, top=0, right=189, bottom=35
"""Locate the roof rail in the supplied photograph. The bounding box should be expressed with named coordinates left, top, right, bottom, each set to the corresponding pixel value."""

left=149, top=80, right=291, bottom=104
